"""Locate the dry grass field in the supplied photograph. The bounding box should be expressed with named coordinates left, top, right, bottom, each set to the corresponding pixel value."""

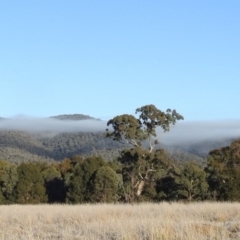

left=0, top=202, right=240, bottom=240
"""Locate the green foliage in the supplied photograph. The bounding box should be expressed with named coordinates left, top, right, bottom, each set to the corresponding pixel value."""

left=89, top=166, right=121, bottom=203
left=155, top=175, right=179, bottom=201
left=106, top=114, right=143, bottom=147
left=66, top=156, right=107, bottom=203
left=42, top=165, right=61, bottom=182
left=118, top=148, right=174, bottom=202
left=106, top=104, right=183, bottom=201
left=136, top=104, right=184, bottom=135
left=222, top=168, right=240, bottom=201
left=0, top=131, right=123, bottom=163
left=176, top=162, right=208, bottom=201
left=107, top=104, right=183, bottom=150
left=14, top=163, right=47, bottom=204
left=206, top=139, right=240, bottom=201
left=0, top=160, right=18, bottom=203
left=4, top=107, right=240, bottom=204
left=1, top=138, right=239, bottom=204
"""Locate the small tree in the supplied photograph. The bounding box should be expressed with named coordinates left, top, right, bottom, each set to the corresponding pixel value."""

left=66, top=156, right=106, bottom=203
left=89, top=166, right=121, bottom=203
left=14, top=163, right=47, bottom=204
left=176, top=162, right=208, bottom=202
left=0, top=160, right=18, bottom=203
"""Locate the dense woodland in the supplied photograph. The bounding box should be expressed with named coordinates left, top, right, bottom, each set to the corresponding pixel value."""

left=0, top=106, right=239, bottom=204
left=0, top=138, right=239, bottom=204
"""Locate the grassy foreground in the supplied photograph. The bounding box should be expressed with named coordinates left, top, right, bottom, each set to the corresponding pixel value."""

left=0, top=202, right=240, bottom=240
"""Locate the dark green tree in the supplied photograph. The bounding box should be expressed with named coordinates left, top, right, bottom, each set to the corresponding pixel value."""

left=176, top=162, right=208, bottom=201
left=155, top=175, right=179, bottom=201
left=206, top=139, right=240, bottom=201
left=66, top=156, right=106, bottom=203
left=89, top=166, right=121, bottom=203
left=14, top=163, right=47, bottom=204
left=0, top=160, right=18, bottom=203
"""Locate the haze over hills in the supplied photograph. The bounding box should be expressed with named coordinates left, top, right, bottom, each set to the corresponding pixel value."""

left=0, top=114, right=121, bottom=163
left=0, top=114, right=239, bottom=163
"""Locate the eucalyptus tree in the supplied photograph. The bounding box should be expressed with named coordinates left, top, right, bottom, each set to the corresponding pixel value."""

left=107, top=104, right=183, bottom=152
left=106, top=104, right=183, bottom=201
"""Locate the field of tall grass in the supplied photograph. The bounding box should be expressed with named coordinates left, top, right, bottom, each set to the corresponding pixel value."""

left=0, top=202, right=239, bottom=239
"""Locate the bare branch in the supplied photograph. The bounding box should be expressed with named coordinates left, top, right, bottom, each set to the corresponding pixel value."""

left=138, top=172, right=143, bottom=179
left=145, top=168, right=155, bottom=180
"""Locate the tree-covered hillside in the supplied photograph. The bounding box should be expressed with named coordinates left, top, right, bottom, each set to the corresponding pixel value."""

left=0, top=131, right=124, bottom=163
left=0, top=113, right=237, bottom=164
left=0, top=129, right=208, bottom=164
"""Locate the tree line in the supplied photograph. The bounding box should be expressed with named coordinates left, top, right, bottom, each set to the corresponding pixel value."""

left=0, top=104, right=240, bottom=204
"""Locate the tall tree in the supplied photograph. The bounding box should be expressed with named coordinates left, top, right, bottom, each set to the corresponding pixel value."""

left=106, top=104, right=183, bottom=201
left=106, top=104, right=183, bottom=151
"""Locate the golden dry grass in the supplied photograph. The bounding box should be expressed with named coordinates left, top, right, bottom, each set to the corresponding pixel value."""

left=0, top=202, right=240, bottom=240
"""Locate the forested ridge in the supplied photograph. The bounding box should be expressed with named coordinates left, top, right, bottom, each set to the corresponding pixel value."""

left=0, top=131, right=125, bottom=163
left=0, top=130, right=209, bottom=163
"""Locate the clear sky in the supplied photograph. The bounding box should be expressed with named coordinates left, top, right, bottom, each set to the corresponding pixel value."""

left=1, top=1, right=240, bottom=121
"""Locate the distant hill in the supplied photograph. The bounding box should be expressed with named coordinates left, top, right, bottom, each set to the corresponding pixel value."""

left=0, top=129, right=208, bottom=164
left=1, top=114, right=237, bottom=163
left=50, top=114, right=100, bottom=121
left=0, top=130, right=124, bottom=163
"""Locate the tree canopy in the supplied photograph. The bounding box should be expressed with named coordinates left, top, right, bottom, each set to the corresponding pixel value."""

left=106, top=104, right=184, bottom=151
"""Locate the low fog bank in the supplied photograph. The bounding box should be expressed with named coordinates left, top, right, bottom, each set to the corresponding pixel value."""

left=0, top=118, right=240, bottom=146
left=0, top=118, right=107, bottom=133
left=160, top=120, right=240, bottom=146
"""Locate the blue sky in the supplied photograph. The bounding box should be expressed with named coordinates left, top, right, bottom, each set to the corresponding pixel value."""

left=1, top=1, right=240, bottom=121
